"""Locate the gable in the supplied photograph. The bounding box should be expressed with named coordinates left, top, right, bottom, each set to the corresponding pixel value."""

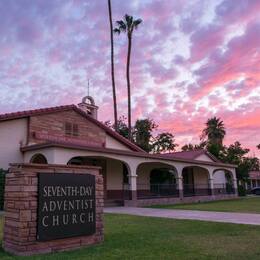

left=28, top=109, right=139, bottom=152
left=29, top=110, right=106, bottom=147
left=105, top=134, right=131, bottom=151
left=195, top=153, right=215, bottom=162
left=0, top=104, right=144, bottom=152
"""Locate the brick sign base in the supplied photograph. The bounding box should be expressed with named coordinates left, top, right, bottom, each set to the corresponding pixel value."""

left=3, top=163, right=104, bottom=256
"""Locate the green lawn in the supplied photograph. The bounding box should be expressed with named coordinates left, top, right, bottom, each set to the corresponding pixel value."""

left=1, top=214, right=260, bottom=259
left=150, top=196, right=260, bottom=214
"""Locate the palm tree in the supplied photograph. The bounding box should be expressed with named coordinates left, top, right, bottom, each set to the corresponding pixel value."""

left=201, top=117, right=226, bottom=145
left=107, top=0, right=118, bottom=130
left=114, top=14, right=142, bottom=140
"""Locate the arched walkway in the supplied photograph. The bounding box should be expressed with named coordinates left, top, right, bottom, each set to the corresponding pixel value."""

left=30, top=153, right=48, bottom=164
left=182, top=166, right=210, bottom=196
left=67, top=156, right=130, bottom=203
left=136, top=162, right=179, bottom=199
left=213, top=169, right=235, bottom=195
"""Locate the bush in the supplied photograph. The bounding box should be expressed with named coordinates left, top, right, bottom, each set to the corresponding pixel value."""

left=238, top=185, right=246, bottom=197
left=0, top=169, right=6, bottom=210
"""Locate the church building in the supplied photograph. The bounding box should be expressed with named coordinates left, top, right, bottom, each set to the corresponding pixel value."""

left=0, top=96, right=238, bottom=206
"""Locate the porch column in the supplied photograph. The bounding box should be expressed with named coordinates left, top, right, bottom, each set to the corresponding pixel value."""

left=128, top=174, right=137, bottom=201
left=233, top=177, right=238, bottom=195
left=174, top=165, right=184, bottom=200
left=209, top=178, right=214, bottom=196
left=208, top=169, right=214, bottom=196
left=230, top=169, right=238, bottom=195
left=124, top=162, right=138, bottom=207
left=176, top=177, right=183, bottom=199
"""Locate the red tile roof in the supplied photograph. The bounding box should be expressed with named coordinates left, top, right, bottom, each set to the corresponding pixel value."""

left=161, top=149, right=219, bottom=162
left=0, top=105, right=75, bottom=121
left=0, top=104, right=144, bottom=152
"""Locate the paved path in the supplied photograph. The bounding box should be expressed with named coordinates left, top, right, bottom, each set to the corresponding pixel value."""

left=105, top=207, right=260, bottom=225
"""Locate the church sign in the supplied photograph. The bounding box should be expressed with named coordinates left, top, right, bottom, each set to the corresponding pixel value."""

left=3, top=164, right=103, bottom=256
left=37, top=173, right=96, bottom=241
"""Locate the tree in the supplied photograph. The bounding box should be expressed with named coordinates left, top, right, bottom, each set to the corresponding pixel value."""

left=114, top=14, right=142, bottom=140
left=105, top=116, right=129, bottom=139
left=236, top=157, right=259, bottom=182
left=105, top=116, right=177, bottom=153
left=181, top=142, right=207, bottom=151
left=243, top=157, right=260, bottom=171
left=206, top=143, right=224, bottom=160
left=201, top=117, right=226, bottom=145
left=223, top=141, right=249, bottom=165
left=133, top=119, right=157, bottom=152
left=152, top=132, right=178, bottom=153
left=222, top=141, right=251, bottom=181
left=116, top=116, right=130, bottom=139
left=107, top=0, right=118, bottom=130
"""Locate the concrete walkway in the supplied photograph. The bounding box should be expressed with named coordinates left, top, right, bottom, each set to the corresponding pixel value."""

left=105, top=207, right=260, bottom=226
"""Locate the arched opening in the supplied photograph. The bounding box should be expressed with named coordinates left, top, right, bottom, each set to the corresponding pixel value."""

left=150, top=168, right=176, bottom=185
left=213, top=169, right=235, bottom=194
left=30, top=154, right=48, bottom=164
left=67, top=156, right=130, bottom=203
left=67, top=157, right=84, bottom=165
left=182, top=166, right=210, bottom=197
left=136, top=162, right=178, bottom=199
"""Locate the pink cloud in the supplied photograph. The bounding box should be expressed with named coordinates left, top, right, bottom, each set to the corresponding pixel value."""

left=0, top=0, right=259, bottom=158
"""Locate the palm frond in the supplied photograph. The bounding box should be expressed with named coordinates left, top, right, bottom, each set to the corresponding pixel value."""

left=115, top=20, right=126, bottom=32
left=113, top=28, right=121, bottom=34
left=133, top=18, right=142, bottom=29
left=124, top=14, right=133, bottom=29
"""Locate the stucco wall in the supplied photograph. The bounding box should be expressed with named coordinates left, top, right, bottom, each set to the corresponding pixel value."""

left=214, top=170, right=227, bottom=183
left=196, top=154, right=213, bottom=162
left=24, top=148, right=55, bottom=164
left=105, top=135, right=131, bottom=151
left=0, top=119, right=27, bottom=169
left=106, top=159, right=123, bottom=190
left=137, top=166, right=150, bottom=189
left=137, top=163, right=177, bottom=189
left=193, top=167, right=209, bottom=185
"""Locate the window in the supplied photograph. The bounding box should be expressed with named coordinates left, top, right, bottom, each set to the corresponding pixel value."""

left=67, top=157, right=84, bottom=165
left=72, top=123, right=79, bottom=136
left=30, top=154, right=48, bottom=164
left=65, top=122, right=72, bottom=136
left=65, top=122, right=79, bottom=136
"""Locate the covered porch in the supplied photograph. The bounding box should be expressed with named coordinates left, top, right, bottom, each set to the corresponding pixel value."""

left=23, top=143, right=238, bottom=206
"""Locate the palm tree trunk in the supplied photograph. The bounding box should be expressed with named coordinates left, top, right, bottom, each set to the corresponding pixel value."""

left=108, top=0, right=118, bottom=130
left=126, top=33, right=132, bottom=140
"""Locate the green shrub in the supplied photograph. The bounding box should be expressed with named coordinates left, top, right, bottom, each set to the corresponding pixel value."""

left=0, top=169, right=6, bottom=210
left=238, top=185, right=246, bottom=197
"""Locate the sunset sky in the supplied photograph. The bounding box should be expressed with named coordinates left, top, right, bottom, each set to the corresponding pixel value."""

left=0, top=0, right=259, bottom=156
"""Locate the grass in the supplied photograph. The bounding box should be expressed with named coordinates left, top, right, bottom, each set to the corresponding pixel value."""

left=150, top=196, right=260, bottom=214
left=1, top=214, right=260, bottom=259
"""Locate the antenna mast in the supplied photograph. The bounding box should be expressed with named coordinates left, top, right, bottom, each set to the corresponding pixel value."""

left=87, top=79, right=90, bottom=96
